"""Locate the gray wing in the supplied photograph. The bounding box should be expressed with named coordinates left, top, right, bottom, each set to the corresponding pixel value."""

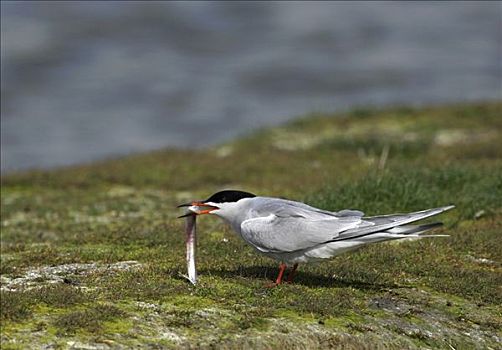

left=239, top=198, right=368, bottom=253
left=251, top=197, right=364, bottom=219
left=240, top=215, right=364, bottom=253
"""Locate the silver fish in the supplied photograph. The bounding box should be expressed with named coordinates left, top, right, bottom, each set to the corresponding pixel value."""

left=185, top=214, right=197, bottom=285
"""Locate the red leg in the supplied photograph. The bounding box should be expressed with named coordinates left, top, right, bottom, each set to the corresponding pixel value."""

left=275, top=263, right=287, bottom=285
left=266, top=263, right=287, bottom=287
left=287, top=263, right=299, bottom=283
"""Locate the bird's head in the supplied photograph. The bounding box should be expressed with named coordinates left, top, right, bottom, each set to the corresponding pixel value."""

left=177, top=190, right=256, bottom=218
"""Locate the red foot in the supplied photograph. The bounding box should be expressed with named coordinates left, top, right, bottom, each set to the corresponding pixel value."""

left=266, top=263, right=298, bottom=287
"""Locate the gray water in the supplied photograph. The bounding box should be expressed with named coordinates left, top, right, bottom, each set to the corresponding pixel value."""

left=1, top=1, right=501, bottom=172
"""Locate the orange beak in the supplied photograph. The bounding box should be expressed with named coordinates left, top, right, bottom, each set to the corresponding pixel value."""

left=177, top=201, right=219, bottom=218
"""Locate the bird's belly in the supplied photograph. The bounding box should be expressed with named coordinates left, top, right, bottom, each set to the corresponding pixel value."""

left=263, top=241, right=367, bottom=264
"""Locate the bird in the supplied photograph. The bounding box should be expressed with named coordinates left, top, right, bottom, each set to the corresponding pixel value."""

left=178, top=190, right=454, bottom=286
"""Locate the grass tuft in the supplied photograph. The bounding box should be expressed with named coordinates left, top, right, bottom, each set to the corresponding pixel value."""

left=53, top=303, right=126, bottom=335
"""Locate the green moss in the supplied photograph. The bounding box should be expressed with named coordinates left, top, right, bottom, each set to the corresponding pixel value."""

left=101, top=318, right=134, bottom=334
left=169, top=295, right=215, bottom=309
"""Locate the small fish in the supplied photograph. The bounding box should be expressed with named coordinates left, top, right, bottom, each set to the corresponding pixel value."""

left=184, top=213, right=197, bottom=285
left=177, top=201, right=219, bottom=285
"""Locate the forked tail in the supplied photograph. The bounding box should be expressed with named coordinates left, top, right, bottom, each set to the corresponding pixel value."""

left=329, top=205, right=454, bottom=243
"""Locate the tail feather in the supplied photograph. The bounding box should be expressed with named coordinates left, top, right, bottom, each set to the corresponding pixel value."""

left=352, top=221, right=449, bottom=244
left=385, top=222, right=443, bottom=235
left=329, top=205, right=454, bottom=243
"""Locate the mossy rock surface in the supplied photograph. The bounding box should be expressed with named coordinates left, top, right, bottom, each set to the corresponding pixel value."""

left=1, top=101, right=501, bottom=349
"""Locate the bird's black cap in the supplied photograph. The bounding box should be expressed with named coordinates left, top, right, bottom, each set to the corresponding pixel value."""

left=205, top=190, right=256, bottom=204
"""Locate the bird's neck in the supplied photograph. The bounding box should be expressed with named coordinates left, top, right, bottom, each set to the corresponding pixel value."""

left=212, top=199, right=254, bottom=234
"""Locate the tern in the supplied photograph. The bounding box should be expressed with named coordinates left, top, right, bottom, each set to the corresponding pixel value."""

left=178, top=190, right=453, bottom=286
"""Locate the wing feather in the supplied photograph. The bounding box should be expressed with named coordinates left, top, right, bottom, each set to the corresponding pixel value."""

left=241, top=214, right=362, bottom=253
left=250, top=197, right=365, bottom=219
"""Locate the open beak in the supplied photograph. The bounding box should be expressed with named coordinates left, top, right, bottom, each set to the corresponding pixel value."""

left=177, top=202, right=193, bottom=208
left=177, top=201, right=219, bottom=218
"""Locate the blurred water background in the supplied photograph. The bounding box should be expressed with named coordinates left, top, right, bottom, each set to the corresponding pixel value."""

left=1, top=1, right=501, bottom=172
